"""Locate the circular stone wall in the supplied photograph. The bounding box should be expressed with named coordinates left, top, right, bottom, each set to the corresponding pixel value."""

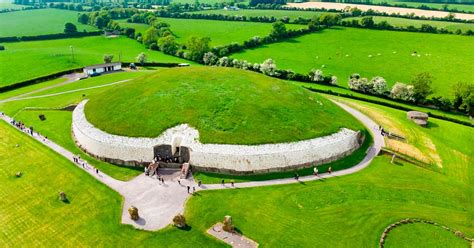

left=73, top=100, right=363, bottom=174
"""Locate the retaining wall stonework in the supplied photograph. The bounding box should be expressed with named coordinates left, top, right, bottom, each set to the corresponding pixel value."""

left=73, top=100, right=363, bottom=174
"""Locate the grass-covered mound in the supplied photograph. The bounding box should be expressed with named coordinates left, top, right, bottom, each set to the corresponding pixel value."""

left=85, top=67, right=364, bottom=144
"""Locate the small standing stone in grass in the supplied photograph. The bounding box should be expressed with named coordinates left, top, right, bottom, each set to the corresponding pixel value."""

left=173, top=214, right=186, bottom=228
left=15, top=144, right=19, bottom=148
left=15, top=172, right=22, bottom=178
left=59, top=191, right=67, bottom=202
left=223, top=215, right=234, bottom=233
left=128, top=206, right=139, bottom=221
left=391, top=154, right=396, bottom=164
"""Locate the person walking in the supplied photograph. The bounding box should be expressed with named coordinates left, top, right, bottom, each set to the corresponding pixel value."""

left=231, top=180, right=234, bottom=187
left=294, top=173, right=299, bottom=181
left=177, top=179, right=181, bottom=185
left=198, top=179, right=202, bottom=187
left=95, top=168, right=99, bottom=174
left=313, top=166, right=318, bottom=176
left=221, top=179, right=225, bottom=186
left=328, top=167, right=332, bottom=174
left=187, top=186, right=190, bottom=193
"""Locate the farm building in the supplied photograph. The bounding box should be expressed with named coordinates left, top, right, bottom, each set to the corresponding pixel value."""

left=83, top=62, right=122, bottom=76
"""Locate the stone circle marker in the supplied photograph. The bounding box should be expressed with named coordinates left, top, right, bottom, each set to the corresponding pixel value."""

left=173, top=214, right=186, bottom=228
left=15, top=171, right=22, bottom=178
left=223, top=215, right=234, bottom=232
left=128, top=206, right=139, bottom=220
left=59, top=191, right=67, bottom=202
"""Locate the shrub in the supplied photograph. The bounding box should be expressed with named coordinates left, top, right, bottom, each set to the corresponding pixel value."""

left=260, top=58, right=278, bottom=76
left=390, top=82, right=415, bottom=102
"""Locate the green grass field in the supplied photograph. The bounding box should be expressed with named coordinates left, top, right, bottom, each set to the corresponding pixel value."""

left=117, top=18, right=305, bottom=46
left=0, top=120, right=225, bottom=246
left=187, top=8, right=326, bottom=19
left=384, top=222, right=470, bottom=248
left=0, top=36, right=192, bottom=88
left=346, top=16, right=474, bottom=31
left=233, top=27, right=474, bottom=97
left=0, top=72, right=157, bottom=180
left=0, top=8, right=97, bottom=37
left=85, top=67, right=364, bottom=144
left=1, top=93, right=472, bottom=246
left=369, top=0, right=474, bottom=12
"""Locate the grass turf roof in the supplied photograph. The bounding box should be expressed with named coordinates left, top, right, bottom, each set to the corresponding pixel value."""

left=85, top=67, right=364, bottom=144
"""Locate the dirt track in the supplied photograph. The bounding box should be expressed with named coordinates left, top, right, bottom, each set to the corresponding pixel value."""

left=286, top=2, right=474, bottom=20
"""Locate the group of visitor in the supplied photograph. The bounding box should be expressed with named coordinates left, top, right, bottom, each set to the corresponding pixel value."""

left=153, top=154, right=179, bottom=164
left=72, top=154, right=100, bottom=174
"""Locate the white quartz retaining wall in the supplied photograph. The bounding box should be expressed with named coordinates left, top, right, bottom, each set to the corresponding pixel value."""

left=73, top=100, right=363, bottom=173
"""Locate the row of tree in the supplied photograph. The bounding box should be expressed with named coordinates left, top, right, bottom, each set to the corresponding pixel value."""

left=341, top=16, right=474, bottom=36
left=347, top=72, right=473, bottom=116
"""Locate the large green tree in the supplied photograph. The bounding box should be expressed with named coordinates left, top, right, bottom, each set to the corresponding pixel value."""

left=64, top=23, right=77, bottom=34
left=186, top=36, right=211, bottom=62
left=411, top=72, right=433, bottom=103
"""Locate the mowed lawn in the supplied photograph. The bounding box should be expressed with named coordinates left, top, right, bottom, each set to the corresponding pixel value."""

left=346, top=16, right=474, bottom=32
left=117, top=18, right=306, bottom=46
left=0, top=121, right=224, bottom=247
left=186, top=98, right=474, bottom=247
left=188, top=9, right=327, bottom=20
left=0, top=72, right=154, bottom=181
left=384, top=222, right=469, bottom=248
left=1, top=96, right=472, bottom=246
left=0, top=8, right=97, bottom=37
left=0, top=36, right=192, bottom=87
left=233, top=27, right=474, bottom=97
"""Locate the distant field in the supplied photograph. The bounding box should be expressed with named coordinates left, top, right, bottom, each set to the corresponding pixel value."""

left=0, top=36, right=192, bottom=87
left=0, top=8, right=97, bottom=37
left=187, top=9, right=327, bottom=20
left=117, top=18, right=305, bottom=46
left=370, top=0, right=474, bottom=12
left=0, top=0, right=24, bottom=10
left=346, top=16, right=474, bottom=31
left=171, top=0, right=248, bottom=4
left=233, top=27, right=474, bottom=97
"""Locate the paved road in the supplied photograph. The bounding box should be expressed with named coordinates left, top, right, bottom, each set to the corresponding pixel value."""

left=1, top=100, right=384, bottom=231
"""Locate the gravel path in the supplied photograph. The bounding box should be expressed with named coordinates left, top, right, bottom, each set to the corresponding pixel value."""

left=286, top=2, right=474, bottom=20
left=0, top=100, right=384, bottom=231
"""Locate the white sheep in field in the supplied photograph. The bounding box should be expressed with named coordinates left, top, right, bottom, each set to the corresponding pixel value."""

left=368, top=55, right=373, bottom=58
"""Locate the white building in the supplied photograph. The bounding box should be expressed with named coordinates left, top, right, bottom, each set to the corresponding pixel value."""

left=83, top=62, right=122, bottom=76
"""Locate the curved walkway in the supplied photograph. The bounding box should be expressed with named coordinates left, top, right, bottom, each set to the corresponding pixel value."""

left=0, top=100, right=384, bottom=231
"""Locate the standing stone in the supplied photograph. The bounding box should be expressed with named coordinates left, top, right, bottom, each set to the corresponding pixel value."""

left=15, top=172, right=22, bottom=177
left=391, top=154, right=396, bottom=164
left=173, top=214, right=186, bottom=228
left=223, top=215, right=234, bottom=232
left=59, top=191, right=67, bottom=202
left=128, top=206, right=139, bottom=220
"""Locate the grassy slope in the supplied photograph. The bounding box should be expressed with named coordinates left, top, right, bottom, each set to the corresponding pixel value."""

left=384, top=223, right=470, bottom=248
left=0, top=72, right=155, bottom=181
left=0, top=8, right=97, bottom=37
left=0, top=121, right=225, bottom=247
left=233, top=27, right=474, bottom=97
left=346, top=16, right=474, bottom=31
left=0, top=36, right=192, bottom=87
left=188, top=9, right=326, bottom=19
left=117, top=18, right=305, bottom=46
left=85, top=67, right=364, bottom=144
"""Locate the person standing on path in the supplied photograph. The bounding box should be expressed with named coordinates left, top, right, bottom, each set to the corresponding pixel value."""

left=198, top=179, right=202, bottom=187
left=187, top=186, right=190, bottom=193
left=96, top=168, right=99, bottom=174
left=221, top=179, right=225, bottom=186
left=178, top=179, right=181, bottom=185
left=328, top=167, right=332, bottom=174
left=313, top=167, right=318, bottom=176
left=294, top=173, right=299, bottom=181
left=231, top=180, right=234, bottom=187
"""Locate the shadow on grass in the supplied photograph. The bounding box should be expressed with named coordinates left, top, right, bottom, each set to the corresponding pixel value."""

left=177, top=225, right=192, bottom=231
